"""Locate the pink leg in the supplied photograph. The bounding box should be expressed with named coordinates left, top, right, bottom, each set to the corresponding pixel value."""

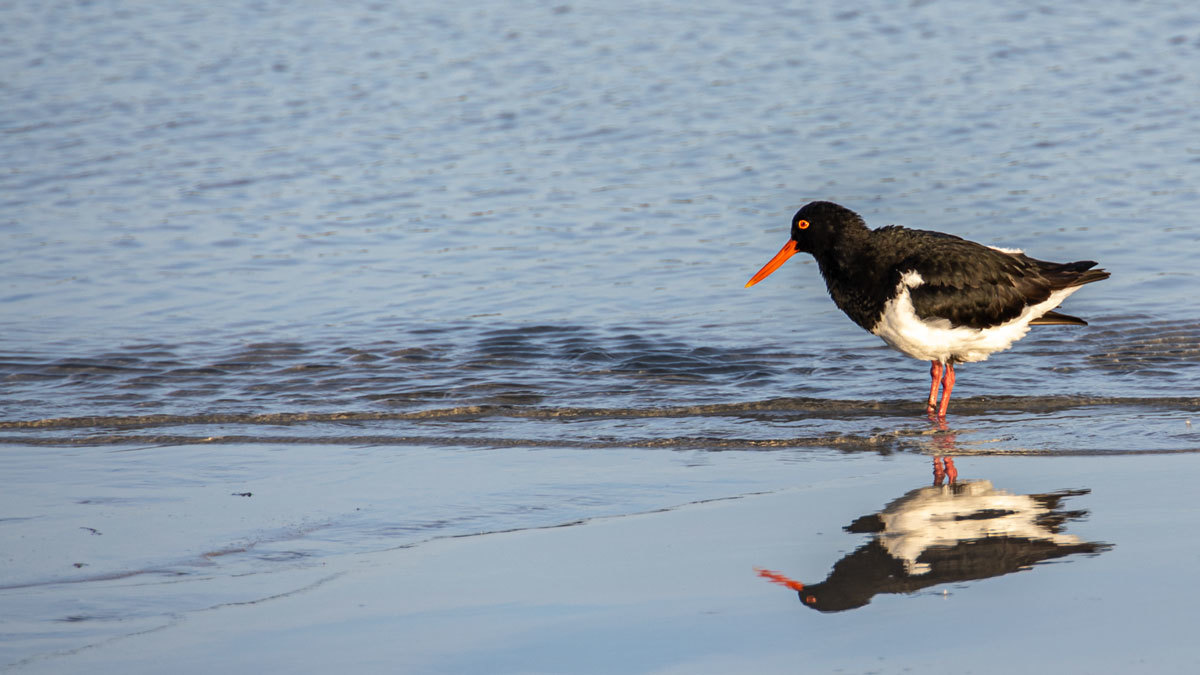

left=926, top=361, right=943, bottom=412
left=935, top=362, right=956, bottom=419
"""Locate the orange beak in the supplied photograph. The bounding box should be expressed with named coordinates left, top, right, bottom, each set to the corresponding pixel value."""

left=744, top=240, right=799, bottom=288
left=755, top=567, right=806, bottom=592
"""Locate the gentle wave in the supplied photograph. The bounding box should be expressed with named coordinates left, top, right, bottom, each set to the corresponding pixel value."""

left=2, top=395, right=1197, bottom=455
left=3, top=395, right=1198, bottom=431
left=3, top=431, right=1198, bottom=455
left=4, top=317, right=1199, bottom=422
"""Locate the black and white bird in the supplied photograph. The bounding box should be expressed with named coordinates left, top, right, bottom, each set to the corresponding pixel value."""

left=745, top=201, right=1109, bottom=417
left=756, top=481, right=1110, bottom=613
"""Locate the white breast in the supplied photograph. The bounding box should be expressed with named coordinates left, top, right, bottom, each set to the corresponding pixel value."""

left=870, top=271, right=1081, bottom=364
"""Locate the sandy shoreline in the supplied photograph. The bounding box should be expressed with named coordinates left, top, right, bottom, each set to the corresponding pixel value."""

left=9, top=451, right=1200, bottom=674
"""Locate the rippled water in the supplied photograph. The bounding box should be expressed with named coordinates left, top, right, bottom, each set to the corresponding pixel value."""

left=3, top=0, right=1200, bottom=669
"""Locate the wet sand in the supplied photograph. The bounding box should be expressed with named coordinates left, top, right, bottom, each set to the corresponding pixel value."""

left=13, top=451, right=1200, bottom=674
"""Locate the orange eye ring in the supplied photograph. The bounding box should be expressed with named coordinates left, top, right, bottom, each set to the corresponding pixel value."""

left=797, top=220, right=810, bottom=230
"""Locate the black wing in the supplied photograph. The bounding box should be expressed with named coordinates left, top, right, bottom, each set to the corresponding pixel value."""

left=876, top=227, right=1106, bottom=330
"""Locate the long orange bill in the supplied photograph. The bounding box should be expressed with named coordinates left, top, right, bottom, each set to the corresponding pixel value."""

left=744, top=240, right=799, bottom=288
left=755, top=567, right=805, bottom=591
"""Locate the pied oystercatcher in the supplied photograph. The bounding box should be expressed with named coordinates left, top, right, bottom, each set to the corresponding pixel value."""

left=745, top=201, right=1109, bottom=417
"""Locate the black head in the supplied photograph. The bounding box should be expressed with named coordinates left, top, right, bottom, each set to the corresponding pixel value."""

left=795, top=583, right=872, bottom=613
left=789, top=201, right=867, bottom=254
left=756, top=568, right=870, bottom=613
left=745, top=201, right=866, bottom=287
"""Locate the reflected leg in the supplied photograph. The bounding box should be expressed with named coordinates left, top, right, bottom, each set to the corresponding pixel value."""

left=930, top=413, right=958, bottom=485
left=933, top=456, right=958, bottom=486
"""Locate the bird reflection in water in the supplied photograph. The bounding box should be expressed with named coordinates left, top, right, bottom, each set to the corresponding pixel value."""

left=757, top=477, right=1110, bottom=613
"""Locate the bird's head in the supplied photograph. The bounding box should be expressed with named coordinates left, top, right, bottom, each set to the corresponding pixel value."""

left=745, top=201, right=865, bottom=287
left=756, top=568, right=868, bottom=613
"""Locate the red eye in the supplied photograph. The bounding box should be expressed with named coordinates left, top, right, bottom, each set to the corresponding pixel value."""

left=797, top=220, right=810, bottom=230
left=804, top=595, right=817, bottom=604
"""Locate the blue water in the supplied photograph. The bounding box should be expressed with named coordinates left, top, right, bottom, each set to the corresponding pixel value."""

left=2, top=0, right=1200, bottom=669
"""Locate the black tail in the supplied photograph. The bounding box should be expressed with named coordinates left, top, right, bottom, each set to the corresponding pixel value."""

left=1042, top=260, right=1110, bottom=290
left=1029, top=260, right=1108, bottom=327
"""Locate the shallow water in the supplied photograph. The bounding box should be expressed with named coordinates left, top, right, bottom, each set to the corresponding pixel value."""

left=3, top=0, right=1200, bottom=670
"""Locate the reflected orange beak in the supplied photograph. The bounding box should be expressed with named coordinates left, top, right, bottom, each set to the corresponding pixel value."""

left=755, top=567, right=806, bottom=592
left=744, top=240, right=799, bottom=288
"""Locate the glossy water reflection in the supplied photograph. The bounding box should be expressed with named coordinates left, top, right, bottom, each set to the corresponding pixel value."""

left=759, top=478, right=1110, bottom=612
